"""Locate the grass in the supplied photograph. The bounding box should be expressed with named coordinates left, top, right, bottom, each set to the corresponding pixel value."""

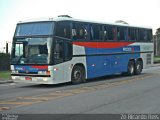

left=154, top=56, right=160, bottom=63
left=0, top=71, right=11, bottom=80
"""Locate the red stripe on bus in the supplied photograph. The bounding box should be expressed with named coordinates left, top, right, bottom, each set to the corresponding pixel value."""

left=73, top=42, right=134, bottom=48
left=31, top=65, right=48, bottom=70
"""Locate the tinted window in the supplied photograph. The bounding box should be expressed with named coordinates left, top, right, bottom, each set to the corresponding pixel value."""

left=99, top=25, right=104, bottom=40
left=72, top=23, right=88, bottom=40
left=56, top=22, right=71, bottom=39
left=128, top=28, right=137, bottom=41
left=90, top=24, right=100, bottom=40
left=64, top=41, right=72, bottom=61
left=106, top=26, right=117, bottom=40
left=117, top=27, right=128, bottom=40
left=138, top=29, right=144, bottom=41
left=15, top=22, right=54, bottom=36
left=54, top=40, right=63, bottom=64
left=147, top=29, right=153, bottom=41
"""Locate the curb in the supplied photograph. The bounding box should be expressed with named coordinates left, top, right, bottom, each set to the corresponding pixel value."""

left=152, top=63, right=160, bottom=67
left=0, top=80, right=13, bottom=84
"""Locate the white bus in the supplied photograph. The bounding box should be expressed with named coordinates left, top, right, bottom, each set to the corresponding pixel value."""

left=11, top=15, right=153, bottom=84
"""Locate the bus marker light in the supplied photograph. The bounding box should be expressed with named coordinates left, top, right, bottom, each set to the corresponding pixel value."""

left=92, top=64, right=95, bottom=67
left=54, top=68, right=58, bottom=71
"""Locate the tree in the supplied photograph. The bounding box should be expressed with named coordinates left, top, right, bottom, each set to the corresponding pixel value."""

left=156, top=28, right=160, bottom=35
left=154, top=27, right=160, bottom=56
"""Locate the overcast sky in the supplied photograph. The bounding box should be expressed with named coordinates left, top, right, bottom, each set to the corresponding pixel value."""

left=0, top=0, right=160, bottom=49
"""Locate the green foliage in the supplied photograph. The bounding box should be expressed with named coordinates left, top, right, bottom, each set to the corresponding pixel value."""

left=0, top=53, right=10, bottom=71
left=154, top=57, right=160, bottom=63
left=0, top=71, right=11, bottom=80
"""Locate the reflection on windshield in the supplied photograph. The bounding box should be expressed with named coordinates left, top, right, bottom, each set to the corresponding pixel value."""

left=11, top=38, right=52, bottom=64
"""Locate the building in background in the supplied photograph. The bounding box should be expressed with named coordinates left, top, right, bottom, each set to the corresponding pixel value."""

left=0, top=41, right=12, bottom=53
left=153, top=28, right=160, bottom=56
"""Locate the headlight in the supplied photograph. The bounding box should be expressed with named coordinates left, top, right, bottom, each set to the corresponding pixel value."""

left=12, top=76, right=16, bottom=80
left=43, top=78, right=48, bottom=81
left=12, top=70, right=18, bottom=74
left=38, top=71, right=50, bottom=75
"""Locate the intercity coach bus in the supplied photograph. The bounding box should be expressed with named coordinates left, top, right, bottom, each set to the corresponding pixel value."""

left=10, top=15, right=153, bottom=84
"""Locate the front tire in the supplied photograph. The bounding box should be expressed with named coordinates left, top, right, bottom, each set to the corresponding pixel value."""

left=71, top=66, right=85, bottom=84
left=127, top=61, right=135, bottom=76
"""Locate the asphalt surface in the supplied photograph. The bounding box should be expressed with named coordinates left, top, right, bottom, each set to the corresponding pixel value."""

left=0, top=65, right=160, bottom=116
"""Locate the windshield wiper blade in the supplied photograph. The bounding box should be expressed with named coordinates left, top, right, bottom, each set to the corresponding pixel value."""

left=16, top=55, right=23, bottom=64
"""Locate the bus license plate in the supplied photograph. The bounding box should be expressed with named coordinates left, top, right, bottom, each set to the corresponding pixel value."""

left=25, top=77, right=32, bottom=81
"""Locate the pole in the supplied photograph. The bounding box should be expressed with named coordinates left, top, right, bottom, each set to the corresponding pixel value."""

left=6, top=42, right=8, bottom=54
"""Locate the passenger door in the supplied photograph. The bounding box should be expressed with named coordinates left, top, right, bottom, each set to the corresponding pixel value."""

left=63, top=40, right=73, bottom=82
left=53, top=37, right=72, bottom=83
left=53, top=39, right=64, bottom=82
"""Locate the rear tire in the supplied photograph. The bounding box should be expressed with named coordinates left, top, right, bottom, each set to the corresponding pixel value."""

left=127, top=61, right=135, bottom=76
left=134, top=61, right=143, bottom=75
left=71, top=66, right=85, bottom=84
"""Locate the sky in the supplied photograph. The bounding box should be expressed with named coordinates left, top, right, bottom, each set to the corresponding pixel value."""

left=0, top=0, right=160, bottom=50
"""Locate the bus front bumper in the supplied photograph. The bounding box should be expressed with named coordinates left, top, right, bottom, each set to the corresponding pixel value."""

left=11, top=75, right=54, bottom=84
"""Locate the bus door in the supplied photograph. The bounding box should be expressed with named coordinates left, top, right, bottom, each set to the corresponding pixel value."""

left=53, top=39, right=64, bottom=82
left=63, top=40, right=72, bottom=82
left=53, top=37, right=72, bottom=83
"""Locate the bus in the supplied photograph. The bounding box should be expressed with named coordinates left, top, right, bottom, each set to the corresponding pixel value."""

left=10, top=15, right=153, bottom=84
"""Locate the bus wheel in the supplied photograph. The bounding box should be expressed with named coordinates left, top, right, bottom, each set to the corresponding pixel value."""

left=127, top=61, right=135, bottom=76
left=71, top=66, right=85, bottom=84
left=134, top=61, right=143, bottom=75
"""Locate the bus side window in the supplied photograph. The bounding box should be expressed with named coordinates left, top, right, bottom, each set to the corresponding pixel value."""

left=72, top=28, right=77, bottom=40
left=113, top=27, right=117, bottom=40
left=138, top=29, right=144, bottom=41
left=117, top=27, right=128, bottom=41
left=90, top=24, right=100, bottom=41
left=56, top=22, right=71, bottom=39
left=148, top=29, right=152, bottom=41
left=104, top=26, right=108, bottom=40
left=72, top=23, right=88, bottom=40
left=117, top=27, right=120, bottom=40
left=99, top=25, right=104, bottom=40
left=64, top=41, right=72, bottom=61
left=107, top=26, right=117, bottom=40
left=90, top=26, right=94, bottom=40
left=81, top=25, right=88, bottom=40
left=143, top=30, right=148, bottom=41
left=128, top=28, right=136, bottom=41
left=135, top=29, right=139, bottom=41
left=54, top=40, right=63, bottom=64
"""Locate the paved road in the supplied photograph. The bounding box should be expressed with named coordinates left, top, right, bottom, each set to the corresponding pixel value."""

left=0, top=65, right=160, bottom=115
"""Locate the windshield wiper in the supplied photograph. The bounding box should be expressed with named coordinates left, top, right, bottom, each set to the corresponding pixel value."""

left=16, top=55, right=23, bottom=64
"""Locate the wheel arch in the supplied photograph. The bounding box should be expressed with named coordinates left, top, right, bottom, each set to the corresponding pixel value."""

left=129, top=58, right=136, bottom=64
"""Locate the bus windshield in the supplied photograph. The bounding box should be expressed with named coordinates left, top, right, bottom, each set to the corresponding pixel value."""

left=15, top=22, right=54, bottom=36
left=11, top=37, right=52, bottom=64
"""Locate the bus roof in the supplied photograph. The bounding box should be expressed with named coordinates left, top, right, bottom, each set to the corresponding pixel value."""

left=18, top=15, right=152, bottom=29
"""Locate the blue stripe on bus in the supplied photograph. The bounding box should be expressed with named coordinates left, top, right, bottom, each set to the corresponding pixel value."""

left=14, top=65, right=48, bottom=73
left=85, top=46, right=140, bottom=79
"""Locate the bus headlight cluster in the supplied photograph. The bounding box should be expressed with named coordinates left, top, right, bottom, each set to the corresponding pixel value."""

left=43, top=78, right=48, bottom=82
left=12, top=76, right=16, bottom=80
left=12, top=70, right=18, bottom=74
left=38, top=71, right=50, bottom=75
